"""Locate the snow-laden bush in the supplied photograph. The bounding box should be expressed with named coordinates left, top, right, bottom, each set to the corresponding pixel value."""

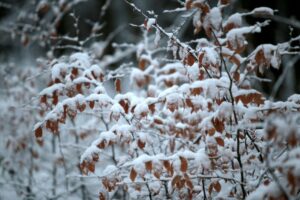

left=2, top=0, right=300, bottom=199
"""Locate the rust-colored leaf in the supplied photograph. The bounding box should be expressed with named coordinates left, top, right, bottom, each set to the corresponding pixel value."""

left=154, top=118, right=163, bottom=125
left=89, top=101, right=95, bottom=109
left=255, top=49, right=266, bottom=65
left=214, top=181, right=221, bottom=192
left=145, top=161, right=152, bottom=171
left=148, top=103, right=155, bottom=114
left=92, top=153, right=99, bottom=162
left=119, top=99, right=129, bottom=114
left=179, top=156, right=188, bottom=172
left=35, top=126, right=43, bottom=138
left=115, top=78, right=121, bottom=93
left=76, top=83, right=82, bottom=93
left=185, top=98, right=194, bottom=109
left=215, top=137, right=225, bottom=147
left=97, top=140, right=106, bottom=149
left=137, top=139, right=146, bottom=149
left=71, top=68, right=78, bottom=76
left=87, top=162, right=95, bottom=173
left=191, top=87, right=203, bottom=96
left=77, top=103, right=86, bottom=112
left=288, top=132, right=297, bottom=147
left=139, top=58, right=149, bottom=70
left=130, top=167, right=137, bottom=182
left=184, top=175, right=194, bottom=190
left=53, top=93, right=58, bottom=105
left=212, top=118, right=225, bottom=132
left=207, top=128, right=216, bottom=136
left=99, top=192, right=106, bottom=200
left=171, top=175, right=182, bottom=188
left=163, top=160, right=174, bottom=176
left=287, top=170, right=296, bottom=194
left=186, top=52, right=195, bottom=66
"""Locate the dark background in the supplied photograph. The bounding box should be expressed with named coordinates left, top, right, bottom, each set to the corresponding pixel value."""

left=0, top=0, right=299, bottom=99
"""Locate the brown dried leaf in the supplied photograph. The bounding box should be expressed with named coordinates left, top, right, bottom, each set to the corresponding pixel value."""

left=137, top=139, right=146, bottom=149
left=214, top=181, right=221, bottom=192
left=145, top=161, right=152, bottom=171
left=89, top=101, right=95, bottom=109
left=119, top=99, right=129, bottom=114
left=87, top=162, right=95, bottom=173
left=97, top=140, right=106, bottom=149
left=215, top=137, right=225, bottom=147
left=35, top=126, right=43, bottom=138
left=115, top=79, right=121, bottom=93
left=186, top=52, right=195, bottom=66
left=71, top=68, right=78, bottom=77
left=148, top=103, right=156, bottom=114
left=185, top=175, right=194, bottom=190
left=130, top=167, right=138, bottom=182
left=288, top=133, right=297, bottom=147
left=191, top=87, right=203, bottom=96
left=99, top=192, right=106, bottom=200
left=185, top=98, right=194, bottom=109
left=171, top=175, right=181, bottom=188
left=212, top=118, right=225, bottom=132
left=154, top=118, right=163, bottom=125
left=287, top=170, right=296, bottom=194
left=179, top=156, right=188, bottom=172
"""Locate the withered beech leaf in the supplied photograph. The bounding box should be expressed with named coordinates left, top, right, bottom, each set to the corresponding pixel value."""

left=130, top=167, right=138, bottom=182
left=115, top=79, right=121, bottom=93
left=89, top=101, right=95, bottom=109
left=35, top=126, right=43, bottom=138
left=137, top=139, right=146, bottom=149
left=215, top=137, right=225, bottom=147
left=87, top=162, right=95, bottom=173
left=214, top=181, right=221, bottom=192
left=171, top=175, right=181, bottom=188
left=186, top=52, right=195, bottom=66
left=145, top=161, right=152, bottom=171
left=179, top=156, right=188, bottom=172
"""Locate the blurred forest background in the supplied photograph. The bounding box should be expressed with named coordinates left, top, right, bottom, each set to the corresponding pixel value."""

left=0, top=0, right=300, bottom=99
left=0, top=0, right=299, bottom=98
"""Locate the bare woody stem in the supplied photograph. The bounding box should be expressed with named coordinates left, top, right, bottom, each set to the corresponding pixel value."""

left=123, top=0, right=212, bottom=78
left=211, top=30, right=247, bottom=198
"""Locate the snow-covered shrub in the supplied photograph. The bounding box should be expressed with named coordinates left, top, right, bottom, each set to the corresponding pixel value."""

left=29, top=0, right=300, bottom=199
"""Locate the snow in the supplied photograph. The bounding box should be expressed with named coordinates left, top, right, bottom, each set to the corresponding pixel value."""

left=154, top=28, right=161, bottom=46
left=102, top=165, right=118, bottom=176
left=199, top=47, right=221, bottom=67
left=134, top=102, right=149, bottom=118
left=110, top=103, right=124, bottom=114
left=288, top=94, right=300, bottom=103
left=225, top=13, right=242, bottom=27
left=70, top=52, right=91, bottom=69
left=80, top=145, right=101, bottom=163
left=51, top=62, right=67, bottom=81
left=251, top=7, right=274, bottom=16
left=39, top=83, right=65, bottom=95
left=208, top=7, right=222, bottom=30
left=146, top=18, right=156, bottom=30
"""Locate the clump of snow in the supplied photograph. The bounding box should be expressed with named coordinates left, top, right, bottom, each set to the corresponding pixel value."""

left=146, top=18, right=156, bottom=30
